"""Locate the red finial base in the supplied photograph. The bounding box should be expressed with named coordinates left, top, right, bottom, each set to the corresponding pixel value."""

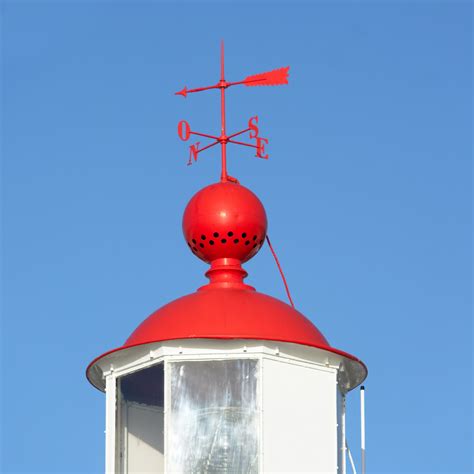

left=199, top=258, right=255, bottom=291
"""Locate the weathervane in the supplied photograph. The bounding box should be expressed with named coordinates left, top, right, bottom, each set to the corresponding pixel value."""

left=175, top=41, right=289, bottom=182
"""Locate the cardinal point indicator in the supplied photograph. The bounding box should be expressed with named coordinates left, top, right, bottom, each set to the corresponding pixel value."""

left=175, top=41, right=289, bottom=182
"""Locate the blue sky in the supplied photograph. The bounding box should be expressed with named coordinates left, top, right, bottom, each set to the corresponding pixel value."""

left=2, top=1, right=472, bottom=473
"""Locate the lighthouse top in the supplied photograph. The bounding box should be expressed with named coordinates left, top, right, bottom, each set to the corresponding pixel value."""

left=86, top=43, right=367, bottom=392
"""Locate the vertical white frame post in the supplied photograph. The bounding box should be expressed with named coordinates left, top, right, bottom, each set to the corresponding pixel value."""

left=341, top=393, right=346, bottom=474
left=164, top=359, right=170, bottom=473
left=360, top=386, right=366, bottom=474
left=258, top=354, right=264, bottom=474
left=105, top=373, right=117, bottom=474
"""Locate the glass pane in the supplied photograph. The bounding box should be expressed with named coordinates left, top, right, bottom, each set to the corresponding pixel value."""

left=117, top=363, right=164, bottom=473
left=168, top=359, right=259, bottom=473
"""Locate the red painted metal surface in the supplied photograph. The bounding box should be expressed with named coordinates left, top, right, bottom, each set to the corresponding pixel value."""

left=125, top=289, right=327, bottom=348
left=176, top=41, right=289, bottom=179
left=183, top=181, right=267, bottom=264
left=243, top=67, right=289, bottom=87
left=182, top=181, right=296, bottom=306
left=87, top=285, right=367, bottom=388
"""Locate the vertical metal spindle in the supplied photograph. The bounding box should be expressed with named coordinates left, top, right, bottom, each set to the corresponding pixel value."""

left=219, top=40, right=228, bottom=181
left=360, top=386, right=366, bottom=474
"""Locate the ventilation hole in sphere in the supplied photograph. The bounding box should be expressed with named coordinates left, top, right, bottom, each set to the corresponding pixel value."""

left=193, top=246, right=198, bottom=252
left=209, top=240, right=215, bottom=246
left=234, top=239, right=239, bottom=244
left=201, top=235, right=206, bottom=241
left=221, top=238, right=227, bottom=244
left=187, top=243, right=192, bottom=248
left=227, top=231, right=234, bottom=237
left=242, top=232, right=247, bottom=238
left=253, top=235, right=257, bottom=241
left=259, top=240, right=263, bottom=245
left=245, top=240, right=250, bottom=246
left=253, top=244, right=257, bottom=249
left=192, top=239, right=196, bottom=244
left=213, top=232, right=219, bottom=238
left=199, top=243, right=204, bottom=248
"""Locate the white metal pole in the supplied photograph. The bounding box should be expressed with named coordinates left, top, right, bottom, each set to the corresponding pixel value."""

left=105, top=373, right=117, bottom=474
left=341, top=394, right=347, bottom=474
left=360, top=386, right=366, bottom=474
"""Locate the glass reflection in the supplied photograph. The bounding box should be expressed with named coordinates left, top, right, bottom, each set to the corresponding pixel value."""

left=168, top=359, right=259, bottom=473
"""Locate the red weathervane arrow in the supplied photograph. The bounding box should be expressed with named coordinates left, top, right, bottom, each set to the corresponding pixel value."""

left=175, top=66, right=290, bottom=97
left=175, top=41, right=289, bottom=182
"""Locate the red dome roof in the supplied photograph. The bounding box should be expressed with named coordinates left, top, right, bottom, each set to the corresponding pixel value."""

left=87, top=286, right=367, bottom=386
left=126, top=288, right=329, bottom=347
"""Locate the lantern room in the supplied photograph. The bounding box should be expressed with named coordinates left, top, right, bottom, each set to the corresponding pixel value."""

left=87, top=181, right=367, bottom=473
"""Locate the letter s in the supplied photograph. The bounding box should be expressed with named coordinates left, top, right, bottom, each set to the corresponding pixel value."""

left=248, top=116, right=259, bottom=139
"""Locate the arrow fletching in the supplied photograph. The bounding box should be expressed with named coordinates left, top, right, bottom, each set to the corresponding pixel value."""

left=243, top=66, right=289, bottom=87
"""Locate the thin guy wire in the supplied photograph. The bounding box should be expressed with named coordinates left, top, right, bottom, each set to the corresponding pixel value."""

left=265, top=235, right=295, bottom=309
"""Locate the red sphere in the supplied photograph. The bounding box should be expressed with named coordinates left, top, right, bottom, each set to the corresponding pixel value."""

left=183, top=182, right=267, bottom=263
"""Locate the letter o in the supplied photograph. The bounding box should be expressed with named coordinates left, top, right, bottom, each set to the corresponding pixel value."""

left=177, top=120, right=191, bottom=141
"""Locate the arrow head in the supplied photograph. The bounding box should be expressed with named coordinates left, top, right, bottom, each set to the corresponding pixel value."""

left=175, top=86, right=188, bottom=98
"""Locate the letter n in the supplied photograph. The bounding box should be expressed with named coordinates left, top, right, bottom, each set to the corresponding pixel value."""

left=187, top=142, right=200, bottom=166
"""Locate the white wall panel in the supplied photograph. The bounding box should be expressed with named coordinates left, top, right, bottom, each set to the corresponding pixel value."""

left=262, top=358, right=337, bottom=473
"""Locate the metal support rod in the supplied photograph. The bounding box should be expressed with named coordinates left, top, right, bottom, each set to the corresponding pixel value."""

left=190, top=130, right=220, bottom=140
left=341, top=393, right=346, bottom=474
left=227, top=139, right=258, bottom=149
left=361, top=386, right=366, bottom=474
left=346, top=442, right=357, bottom=474
left=227, top=127, right=251, bottom=140
left=196, top=140, right=219, bottom=154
